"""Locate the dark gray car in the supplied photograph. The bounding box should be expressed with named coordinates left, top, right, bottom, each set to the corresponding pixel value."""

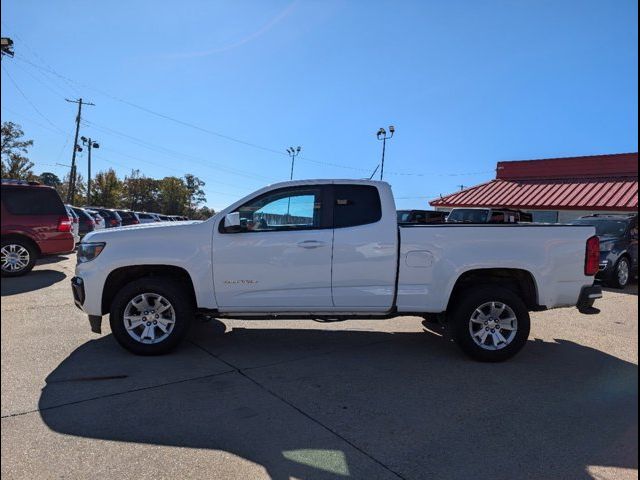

left=570, top=214, right=638, bottom=288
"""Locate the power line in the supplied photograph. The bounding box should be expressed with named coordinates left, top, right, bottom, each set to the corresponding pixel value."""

left=0, top=106, right=72, bottom=138
left=81, top=119, right=275, bottom=183
left=9, top=59, right=70, bottom=100
left=13, top=54, right=496, bottom=179
left=90, top=150, right=245, bottom=199
left=1, top=64, right=65, bottom=133
left=1, top=22, right=82, bottom=97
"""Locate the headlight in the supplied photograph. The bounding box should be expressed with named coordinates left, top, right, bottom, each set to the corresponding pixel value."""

left=77, top=242, right=106, bottom=264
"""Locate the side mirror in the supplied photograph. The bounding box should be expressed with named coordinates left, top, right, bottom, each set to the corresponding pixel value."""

left=224, top=212, right=242, bottom=232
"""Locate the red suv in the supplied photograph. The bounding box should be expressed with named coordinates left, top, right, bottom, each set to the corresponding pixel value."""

left=1, top=180, right=74, bottom=276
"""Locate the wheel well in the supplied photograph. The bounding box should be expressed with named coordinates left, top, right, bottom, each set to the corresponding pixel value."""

left=102, top=265, right=197, bottom=315
left=1, top=234, right=41, bottom=256
left=447, top=268, right=539, bottom=311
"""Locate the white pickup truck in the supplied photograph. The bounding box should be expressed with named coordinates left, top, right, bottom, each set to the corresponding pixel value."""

left=71, top=179, right=602, bottom=361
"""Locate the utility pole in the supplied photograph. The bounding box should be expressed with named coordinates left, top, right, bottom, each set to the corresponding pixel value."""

left=81, top=136, right=99, bottom=203
left=65, top=98, right=94, bottom=203
left=376, top=126, right=395, bottom=180
left=286, top=146, right=301, bottom=180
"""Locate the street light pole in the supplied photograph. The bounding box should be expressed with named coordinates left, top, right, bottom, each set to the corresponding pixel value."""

left=376, top=126, right=395, bottom=181
left=286, top=146, right=301, bottom=180
left=81, top=136, right=100, bottom=203
left=285, top=146, right=302, bottom=221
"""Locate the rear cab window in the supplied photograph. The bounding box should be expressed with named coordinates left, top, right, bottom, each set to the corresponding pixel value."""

left=332, top=185, right=382, bottom=228
left=1, top=186, right=66, bottom=215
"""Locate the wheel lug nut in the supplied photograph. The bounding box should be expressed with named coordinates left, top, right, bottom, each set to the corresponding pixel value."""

left=485, top=327, right=489, bottom=331
left=491, top=329, right=495, bottom=333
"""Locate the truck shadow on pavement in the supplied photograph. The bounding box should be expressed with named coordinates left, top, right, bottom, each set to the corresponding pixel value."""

left=39, top=323, right=638, bottom=480
left=1, top=270, right=67, bottom=296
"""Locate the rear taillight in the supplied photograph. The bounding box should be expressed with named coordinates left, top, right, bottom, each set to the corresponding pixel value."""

left=132, top=219, right=140, bottom=224
left=58, top=215, right=72, bottom=232
left=110, top=219, right=118, bottom=226
left=585, top=235, right=600, bottom=276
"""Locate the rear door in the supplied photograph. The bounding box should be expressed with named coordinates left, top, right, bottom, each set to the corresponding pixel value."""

left=330, top=184, right=398, bottom=309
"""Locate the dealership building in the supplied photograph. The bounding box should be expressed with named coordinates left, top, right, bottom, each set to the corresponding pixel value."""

left=430, top=152, right=638, bottom=223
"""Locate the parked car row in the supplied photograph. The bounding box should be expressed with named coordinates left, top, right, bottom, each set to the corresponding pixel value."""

left=396, top=208, right=533, bottom=225
left=1, top=179, right=192, bottom=277
left=135, top=212, right=189, bottom=223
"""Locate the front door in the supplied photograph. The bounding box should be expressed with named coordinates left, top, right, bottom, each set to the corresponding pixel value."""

left=213, top=185, right=334, bottom=310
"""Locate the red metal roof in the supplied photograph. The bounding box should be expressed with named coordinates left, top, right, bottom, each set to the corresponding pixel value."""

left=431, top=153, right=638, bottom=211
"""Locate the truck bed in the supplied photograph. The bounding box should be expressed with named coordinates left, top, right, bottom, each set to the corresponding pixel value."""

left=397, top=224, right=595, bottom=312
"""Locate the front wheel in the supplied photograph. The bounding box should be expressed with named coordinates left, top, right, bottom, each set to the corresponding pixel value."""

left=109, top=277, right=193, bottom=355
left=449, top=286, right=530, bottom=362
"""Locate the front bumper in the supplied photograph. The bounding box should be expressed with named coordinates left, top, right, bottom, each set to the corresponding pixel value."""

left=576, top=284, right=603, bottom=313
left=71, top=276, right=103, bottom=334
left=71, top=276, right=85, bottom=308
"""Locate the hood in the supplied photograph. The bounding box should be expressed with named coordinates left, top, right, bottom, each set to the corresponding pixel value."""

left=81, top=220, right=204, bottom=243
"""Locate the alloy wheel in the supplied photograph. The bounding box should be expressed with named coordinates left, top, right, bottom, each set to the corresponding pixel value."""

left=468, top=301, right=518, bottom=350
left=123, top=293, right=176, bottom=344
left=1, top=244, right=30, bottom=273
left=617, top=259, right=630, bottom=287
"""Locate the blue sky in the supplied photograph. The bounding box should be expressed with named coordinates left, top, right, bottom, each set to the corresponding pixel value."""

left=1, top=0, right=637, bottom=211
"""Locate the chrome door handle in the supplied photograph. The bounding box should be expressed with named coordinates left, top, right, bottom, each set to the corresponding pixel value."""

left=297, top=240, right=326, bottom=249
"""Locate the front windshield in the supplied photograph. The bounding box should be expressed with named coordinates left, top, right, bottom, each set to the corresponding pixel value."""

left=447, top=209, right=490, bottom=223
left=570, top=219, right=629, bottom=236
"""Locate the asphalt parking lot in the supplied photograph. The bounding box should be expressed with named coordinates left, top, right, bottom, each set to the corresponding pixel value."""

left=1, top=255, right=637, bottom=480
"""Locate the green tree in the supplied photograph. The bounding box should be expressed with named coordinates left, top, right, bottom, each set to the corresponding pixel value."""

left=122, top=169, right=160, bottom=212
left=158, top=176, right=189, bottom=215
left=1, top=121, right=35, bottom=179
left=57, top=172, right=87, bottom=205
left=38, top=172, right=62, bottom=187
left=183, top=173, right=207, bottom=217
left=90, top=168, right=122, bottom=207
left=193, top=205, right=216, bottom=220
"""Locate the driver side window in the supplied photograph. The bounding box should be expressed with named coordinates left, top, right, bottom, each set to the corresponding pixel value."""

left=232, top=187, right=323, bottom=232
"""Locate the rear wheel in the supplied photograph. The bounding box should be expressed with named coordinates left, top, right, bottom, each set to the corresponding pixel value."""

left=608, top=257, right=630, bottom=289
left=109, top=277, right=193, bottom=355
left=449, top=286, right=530, bottom=362
left=1, top=238, right=37, bottom=277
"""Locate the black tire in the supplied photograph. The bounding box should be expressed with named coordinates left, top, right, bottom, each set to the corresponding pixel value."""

left=608, top=256, right=631, bottom=289
left=1, top=238, right=38, bottom=277
left=109, top=277, right=193, bottom=355
left=449, top=286, right=530, bottom=362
